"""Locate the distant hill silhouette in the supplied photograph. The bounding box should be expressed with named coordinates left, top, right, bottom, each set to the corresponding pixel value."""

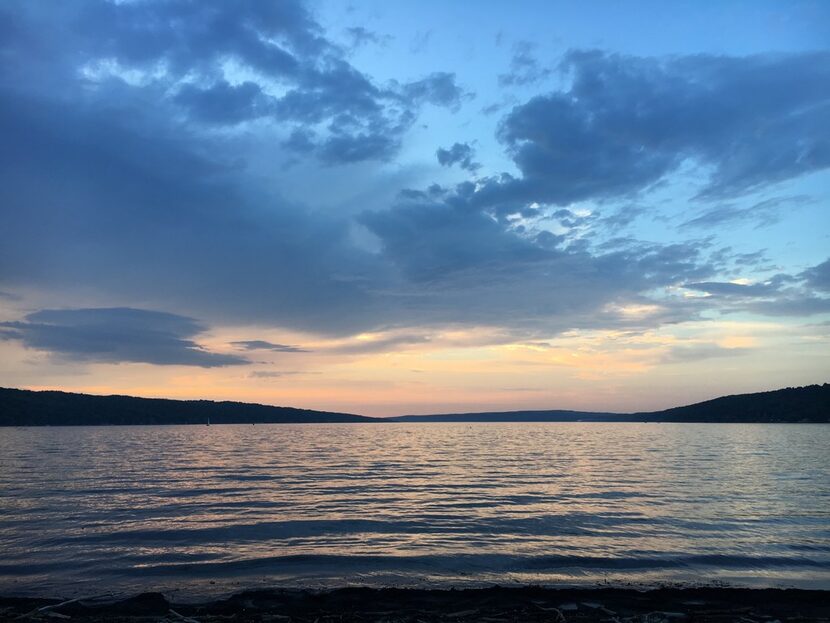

left=0, top=384, right=827, bottom=426
left=391, top=409, right=626, bottom=423
left=393, top=384, right=830, bottom=423
left=0, top=388, right=370, bottom=426
left=635, top=383, right=830, bottom=423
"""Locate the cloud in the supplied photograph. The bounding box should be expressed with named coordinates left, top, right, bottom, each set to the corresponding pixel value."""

left=802, top=258, right=830, bottom=292
left=409, top=30, right=432, bottom=54
left=498, top=41, right=551, bottom=87
left=359, top=198, right=549, bottom=282
left=681, top=195, right=812, bottom=229
left=478, top=50, right=830, bottom=208
left=747, top=296, right=830, bottom=317
left=318, top=131, right=400, bottom=165
left=436, top=142, right=480, bottom=172
left=1, top=0, right=465, bottom=166
left=683, top=280, right=782, bottom=297
left=344, top=26, right=391, bottom=50
left=0, top=89, right=381, bottom=335
left=329, top=333, right=430, bottom=355
left=0, top=308, right=247, bottom=367
left=0, top=0, right=826, bottom=356
left=174, top=81, right=272, bottom=125
left=359, top=192, right=715, bottom=332
left=249, top=370, right=303, bottom=378
left=232, top=340, right=308, bottom=352
left=599, top=204, right=649, bottom=231
left=660, top=343, right=750, bottom=364
left=400, top=72, right=468, bottom=110
left=733, top=250, right=770, bottom=268
left=683, top=274, right=830, bottom=317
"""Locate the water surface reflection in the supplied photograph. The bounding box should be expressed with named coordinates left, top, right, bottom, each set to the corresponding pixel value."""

left=0, top=423, right=828, bottom=596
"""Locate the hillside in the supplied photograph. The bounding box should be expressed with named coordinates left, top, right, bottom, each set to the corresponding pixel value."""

left=0, top=384, right=827, bottom=426
left=0, top=387, right=371, bottom=426
left=391, top=409, right=625, bottom=422
left=392, top=384, right=830, bottom=423
left=637, top=383, right=830, bottom=423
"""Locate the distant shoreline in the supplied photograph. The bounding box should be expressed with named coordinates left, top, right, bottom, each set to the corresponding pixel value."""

left=2, top=384, right=829, bottom=425
left=2, top=585, right=829, bottom=622
left=1, top=383, right=828, bottom=425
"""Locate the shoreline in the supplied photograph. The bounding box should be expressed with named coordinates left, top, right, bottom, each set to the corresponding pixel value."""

left=3, top=585, right=830, bottom=622
left=3, top=384, right=828, bottom=425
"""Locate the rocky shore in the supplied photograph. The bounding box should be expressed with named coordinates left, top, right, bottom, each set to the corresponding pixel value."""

left=2, top=586, right=829, bottom=623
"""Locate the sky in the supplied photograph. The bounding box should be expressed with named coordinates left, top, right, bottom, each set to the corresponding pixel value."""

left=0, top=0, right=829, bottom=416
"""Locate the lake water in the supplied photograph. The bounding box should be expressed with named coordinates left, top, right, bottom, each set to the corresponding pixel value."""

left=1, top=423, right=828, bottom=597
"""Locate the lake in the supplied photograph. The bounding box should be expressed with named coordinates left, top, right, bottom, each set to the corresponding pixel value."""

left=1, top=423, right=828, bottom=597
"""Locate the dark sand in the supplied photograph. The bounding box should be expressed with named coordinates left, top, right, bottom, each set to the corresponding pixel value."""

left=2, top=586, right=829, bottom=623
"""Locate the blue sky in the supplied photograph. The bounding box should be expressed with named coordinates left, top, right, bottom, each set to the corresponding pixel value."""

left=0, top=0, right=828, bottom=415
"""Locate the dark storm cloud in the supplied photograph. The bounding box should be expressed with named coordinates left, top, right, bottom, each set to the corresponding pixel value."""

left=231, top=340, right=308, bottom=353
left=436, top=142, right=480, bottom=172
left=475, top=50, right=830, bottom=208
left=0, top=308, right=247, bottom=367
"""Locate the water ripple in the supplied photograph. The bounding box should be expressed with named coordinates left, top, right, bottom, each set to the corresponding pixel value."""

left=0, top=422, right=828, bottom=594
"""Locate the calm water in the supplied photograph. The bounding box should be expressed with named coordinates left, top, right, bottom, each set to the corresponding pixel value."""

left=1, top=423, right=829, bottom=597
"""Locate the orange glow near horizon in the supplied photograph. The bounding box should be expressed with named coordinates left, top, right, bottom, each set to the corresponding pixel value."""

left=4, top=318, right=828, bottom=417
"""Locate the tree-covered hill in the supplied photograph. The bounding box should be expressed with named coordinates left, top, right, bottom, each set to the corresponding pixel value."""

left=0, top=383, right=827, bottom=426
left=0, top=387, right=371, bottom=426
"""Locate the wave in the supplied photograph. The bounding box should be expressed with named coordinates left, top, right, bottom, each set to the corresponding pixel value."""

left=66, top=552, right=830, bottom=579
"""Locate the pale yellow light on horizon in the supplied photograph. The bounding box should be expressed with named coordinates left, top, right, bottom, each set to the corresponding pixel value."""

left=5, top=319, right=829, bottom=416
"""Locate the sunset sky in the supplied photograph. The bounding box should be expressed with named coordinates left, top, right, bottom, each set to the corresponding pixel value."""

left=1, top=0, right=829, bottom=416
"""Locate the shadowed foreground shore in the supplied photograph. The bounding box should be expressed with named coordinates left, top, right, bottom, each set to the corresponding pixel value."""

left=3, top=586, right=830, bottom=623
